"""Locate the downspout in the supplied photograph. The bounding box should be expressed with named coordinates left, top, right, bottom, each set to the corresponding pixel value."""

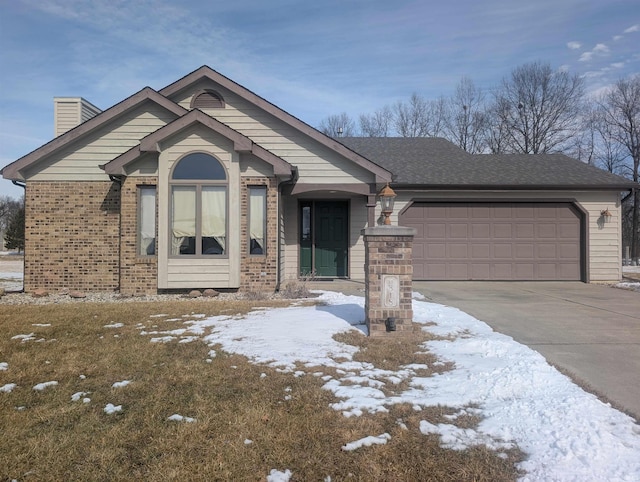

left=107, top=174, right=123, bottom=292
left=276, top=167, right=298, bottom=291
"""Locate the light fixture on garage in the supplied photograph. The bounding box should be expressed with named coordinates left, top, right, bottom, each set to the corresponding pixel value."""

left=379, top=183, right=397, bottom=225
left=600, top=208, right=613, bottom=224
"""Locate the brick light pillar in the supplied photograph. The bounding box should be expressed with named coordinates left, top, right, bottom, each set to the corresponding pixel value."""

left=361, top=226, right=416, bottom=337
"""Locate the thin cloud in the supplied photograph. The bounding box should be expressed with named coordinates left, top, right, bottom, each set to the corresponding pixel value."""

left=593, top=43, right=610, bottom=54
left=567, top=41, right=581, bottom=50
left=623, top=24, right=639, bottom=33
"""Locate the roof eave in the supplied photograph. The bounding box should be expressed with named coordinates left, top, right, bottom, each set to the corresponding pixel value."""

left=392, top=183, right=638, bottom=191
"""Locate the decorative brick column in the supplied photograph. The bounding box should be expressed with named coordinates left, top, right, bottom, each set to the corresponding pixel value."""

left=361, top=226, right=416, bottom=337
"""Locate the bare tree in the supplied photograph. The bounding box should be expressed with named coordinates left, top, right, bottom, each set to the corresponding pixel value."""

left=492, top=62, right=585, bottom=153
left=598, top=75, right=640, bottom=259
left=318, top=112, right=356, bottom=138
left=359, top=106, right=393, bottom=137
left=444, top=77, right=488, bottom=153
left=393, top=93, right=446, bottom=137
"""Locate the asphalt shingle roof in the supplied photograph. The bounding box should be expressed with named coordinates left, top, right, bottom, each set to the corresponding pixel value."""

left=340, top=137, right=637, bottom=190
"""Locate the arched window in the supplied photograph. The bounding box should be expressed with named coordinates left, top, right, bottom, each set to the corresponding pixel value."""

left=190, top=90, right=225, bottom=109
left=170, top=153, right=227, bottom=256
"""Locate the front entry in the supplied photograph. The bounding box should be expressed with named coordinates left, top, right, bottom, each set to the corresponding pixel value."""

left=299, top=201, right=349, bottom=277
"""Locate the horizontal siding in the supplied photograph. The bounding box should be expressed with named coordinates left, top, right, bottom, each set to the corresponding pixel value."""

left=282, top=197, right=298, bottom=282
left=349, top=200, right=367, bottom=280
left=169, top=79, right=374, bottom=185
left=28, top=104, right=177, bottom=181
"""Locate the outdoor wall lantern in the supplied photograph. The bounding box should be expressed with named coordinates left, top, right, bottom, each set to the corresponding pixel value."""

left=379, top=183, right=397, bottom=225
left=600, top=208, right=613, bottom=224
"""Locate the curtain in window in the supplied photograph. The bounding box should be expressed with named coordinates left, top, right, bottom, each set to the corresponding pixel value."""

left=202, top=186, right=226, bottom=253
left=139, top=187, right=156, bottom=255
left=249, top=188, right=266, bottom=254
left=171, top=186, right=196, bottom=255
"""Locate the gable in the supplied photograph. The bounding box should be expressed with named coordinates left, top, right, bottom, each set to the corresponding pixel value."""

left=103, top=109, right=293, bottom=178
left=2, top=88, right=186, bottom=181
left=160, top=67, right=392, bottom=185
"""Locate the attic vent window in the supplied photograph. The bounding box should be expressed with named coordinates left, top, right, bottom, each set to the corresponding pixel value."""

left=190, top=90, right=225, bottom=109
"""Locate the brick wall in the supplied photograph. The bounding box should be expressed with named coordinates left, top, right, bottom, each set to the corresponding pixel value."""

left=24, top=181, right=120, bottom=292
left=363, top=229, right=416, bottom=336
left=239, top=177, right=278, bottom=292
left=119, top=177, right=158, bottom=295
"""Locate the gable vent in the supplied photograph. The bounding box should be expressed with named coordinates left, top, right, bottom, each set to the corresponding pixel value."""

left=190, top=90, right=225, bottom=109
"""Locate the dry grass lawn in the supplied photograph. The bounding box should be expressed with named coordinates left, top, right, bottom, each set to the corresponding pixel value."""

left=1, top=299, right=523, bottom=481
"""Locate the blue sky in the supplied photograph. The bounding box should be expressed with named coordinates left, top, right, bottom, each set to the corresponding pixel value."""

left=1, top=0, right=638, bottom=199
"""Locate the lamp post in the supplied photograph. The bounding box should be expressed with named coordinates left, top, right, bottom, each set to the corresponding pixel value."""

left=379, top=183, right=396, bottom=225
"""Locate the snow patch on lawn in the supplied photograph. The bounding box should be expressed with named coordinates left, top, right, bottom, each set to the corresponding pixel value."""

left=341, top=433, right=391, bottom=451
left=135, top=290, right=640, bottom=481
left=33, top=381, right=58, bottom=391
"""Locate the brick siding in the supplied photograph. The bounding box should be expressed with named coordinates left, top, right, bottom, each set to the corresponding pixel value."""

left=24, top=181, right=120, bottom=292
left=119, top=177, right=158, bottom=295
left=363, top=233, right=416, bottom=336
left=239, top=177, right=278, bottom=292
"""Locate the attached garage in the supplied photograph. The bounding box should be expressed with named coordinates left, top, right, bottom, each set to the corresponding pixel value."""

left=400, top=202, right=584, bottom=281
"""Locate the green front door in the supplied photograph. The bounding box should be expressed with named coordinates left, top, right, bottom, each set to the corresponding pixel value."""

left=299, top=201, right=349, bottom=277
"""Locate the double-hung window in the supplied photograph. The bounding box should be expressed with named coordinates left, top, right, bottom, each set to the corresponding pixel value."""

left=170, top=153, right=227, bottom=256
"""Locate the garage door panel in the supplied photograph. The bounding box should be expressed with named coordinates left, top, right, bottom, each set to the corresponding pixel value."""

left=449, top=224, right=468, bottom=238
left=427, top=223, right=446, bottom=237
left=471, top=244, right=490, bottom=258
left=448, top=243, right=468, bottom=257
left=401, top=202, right=582, bottom=281
left=493, top=224, right=513, bottom=238
left=471, top=264, right=491, bottom=278
left=448, top=264, right=469, bottom=279
left=515, top=244, right=534, bottom=258
left=537, top=223, right=557, bottom=238
left=493, top=243, right=513, bottom=258
left=515, top=224, right=535, bottom=238
left=472, top=223, right=490, bottom=238
left=537, top=244, right=557, bottom=258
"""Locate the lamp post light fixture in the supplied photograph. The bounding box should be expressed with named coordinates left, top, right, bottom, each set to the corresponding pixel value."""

left=379, top=183, right=397, bottom=225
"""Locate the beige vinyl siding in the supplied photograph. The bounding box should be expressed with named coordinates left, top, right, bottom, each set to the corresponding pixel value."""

left=392, top=190, right=622, bottom=282
left=124, top=153, right=159, bottom=176
left=27, top=104, right=177, bottom=181
left=349, top=200, right=367, bottom=281
left=169, top=80, right=375, bottom=185
left=157, top=125, right=241, bottom=289
left=239, top=153, right=274, bottom=177
left=282, top=196, right=298, bottom=283
left=54, top=98, right=101, bottom=137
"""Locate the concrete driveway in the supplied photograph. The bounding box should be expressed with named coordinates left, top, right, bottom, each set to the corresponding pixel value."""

left=413, top=281, right=640, bottom=421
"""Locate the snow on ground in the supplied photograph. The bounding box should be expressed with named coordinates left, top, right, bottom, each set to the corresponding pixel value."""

left=111, top=380, right=131, bottom=388
left=104, top=403, right=122, bottom=414
left=33, top=381, right=58, bottom=391
left=140, top=291, right=640, bottom=482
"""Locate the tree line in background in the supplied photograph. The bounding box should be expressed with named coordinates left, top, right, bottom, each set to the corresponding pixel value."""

left=318, top=62, right=640, bottom=260
left=0, top=195, right=25, bottom=252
